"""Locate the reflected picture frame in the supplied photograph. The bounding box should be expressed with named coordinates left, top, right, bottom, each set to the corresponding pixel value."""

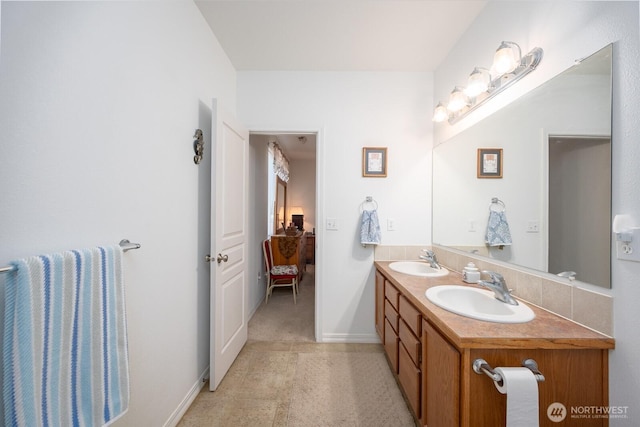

left=477, top=148, right=503, bottom=178
left=362, top=147, right=387, bottom=177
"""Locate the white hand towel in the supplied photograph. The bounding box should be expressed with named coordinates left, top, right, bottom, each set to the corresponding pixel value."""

left=360, top=209, right=382, bottom=246
left=486, top=210, right=513, bottom=246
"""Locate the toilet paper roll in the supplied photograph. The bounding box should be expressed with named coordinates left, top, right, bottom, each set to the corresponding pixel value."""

left=494, top=367, right=539, bottom=427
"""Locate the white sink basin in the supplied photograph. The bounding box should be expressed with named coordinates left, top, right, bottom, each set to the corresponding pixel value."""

left=425, top=285, right=535, bottom=323
left=388, top=261, right=449, bottom=277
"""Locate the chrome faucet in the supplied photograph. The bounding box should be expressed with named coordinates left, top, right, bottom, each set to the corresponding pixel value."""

left=477, top=271, right=518, bottom=305
left=419, top=249, right=441, bottom=269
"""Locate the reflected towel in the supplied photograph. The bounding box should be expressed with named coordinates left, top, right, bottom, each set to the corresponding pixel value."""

left=360, top=209, right=382, bottom=246
left=485, top=210, right=513, bottom=246
left=3, top=246, right=129, bottom=427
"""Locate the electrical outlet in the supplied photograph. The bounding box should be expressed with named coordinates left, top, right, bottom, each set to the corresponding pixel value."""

left=326, top=218, right=338, bottom=230
left=526, top=221, right=540, bottom=233
left=616, top=230, right=640, bottom=262
left=387, top=218, right=396, bottom=231
left=468, top=220, right=477, bottom=232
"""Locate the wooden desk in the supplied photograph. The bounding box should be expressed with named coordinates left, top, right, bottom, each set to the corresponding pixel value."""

left=271, top=233, right=306, bottom=281
left=305, top=234, right=315, bottom=264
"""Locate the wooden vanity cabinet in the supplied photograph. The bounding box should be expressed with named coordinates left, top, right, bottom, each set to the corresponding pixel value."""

left=375, top=265, right=613, bottom=427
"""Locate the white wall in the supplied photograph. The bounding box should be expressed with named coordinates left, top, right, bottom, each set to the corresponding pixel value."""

left=0, top=2, right=236, bottom=425
left=248, top=135, right=270, bottom=313
left=434, top=2, right=640, bottom=424
left=239, top=72, right=433, bottom=341
left=288, top=158, right=317, bottom=233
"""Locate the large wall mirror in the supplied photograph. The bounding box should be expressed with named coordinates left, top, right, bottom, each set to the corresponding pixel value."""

left=432, top=44, right=612, bottom=288
left=274, top=177, right=287, bottom=234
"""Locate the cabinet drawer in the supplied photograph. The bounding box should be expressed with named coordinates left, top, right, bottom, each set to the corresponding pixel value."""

left=384, top=318, right=399, bottom=374
left=384, top=299, right=399, bottom=333
left=399, top=319, right=421, bottom=366
left=385, top=281, right=400, bottom=310
left=399, top=295, right=422, bottom=337
left=399, top=341, right=421, bottom=418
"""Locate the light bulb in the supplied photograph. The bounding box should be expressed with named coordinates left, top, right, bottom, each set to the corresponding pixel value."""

left=447, top=87, right=468, bottom=112
left=465, top=68, right=490, bottom=97
left=493, top=42, right=520, bottom=74
left=432, top=102, right=448, bottom=122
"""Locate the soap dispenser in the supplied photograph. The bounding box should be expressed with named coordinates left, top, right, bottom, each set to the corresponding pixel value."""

left=463, top=262, right=481, bottom=283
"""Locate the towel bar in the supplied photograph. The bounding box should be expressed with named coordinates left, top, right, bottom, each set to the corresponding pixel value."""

left=0, top=239, right=141, bottom=273
left=473, top=358, right=545, bottom=384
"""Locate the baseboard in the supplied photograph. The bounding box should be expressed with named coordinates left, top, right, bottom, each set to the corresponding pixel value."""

left=163, top=366, right=210, bottom=427
left=320, top=332, right=381, bottom=343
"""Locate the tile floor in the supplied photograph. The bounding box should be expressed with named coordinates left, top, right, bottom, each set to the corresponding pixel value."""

left=177, top=342, right=395, bottom=426
left=177, top=265, right=416, bottom=426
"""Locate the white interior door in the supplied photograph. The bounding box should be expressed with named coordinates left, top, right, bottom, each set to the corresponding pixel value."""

left=209, top=99, right=249, bottom=390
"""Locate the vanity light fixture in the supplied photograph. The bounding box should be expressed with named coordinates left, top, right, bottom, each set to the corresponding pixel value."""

left=433, top=41, right=543, bottom=125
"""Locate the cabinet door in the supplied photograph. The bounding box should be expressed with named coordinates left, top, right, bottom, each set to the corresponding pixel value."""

left=375, top=271, right=385, bottom=340
left=384, top=318, right=399, bottom=373
left=467, top=348, right=608, bottom=427
left=424, top=320, right=460, bottom=427
left=399, top=341, right=421, bottom=419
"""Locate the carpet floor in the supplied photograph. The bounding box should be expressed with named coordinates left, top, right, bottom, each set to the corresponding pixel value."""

left=178, top=265, right=417, bottom=426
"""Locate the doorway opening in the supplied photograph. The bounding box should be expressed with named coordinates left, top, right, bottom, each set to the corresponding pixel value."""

left=547, top=135, right=611, bottom=287
left=248, top=131, right=318, bottom=341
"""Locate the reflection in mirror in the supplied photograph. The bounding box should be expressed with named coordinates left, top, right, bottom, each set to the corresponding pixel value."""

left=433, top=44, right=612, bottom=288
left=274, top=177, right=287, bottom=234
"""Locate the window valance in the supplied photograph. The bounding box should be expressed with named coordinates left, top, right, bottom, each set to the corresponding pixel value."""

left=269, top=141, right=290, bottom=182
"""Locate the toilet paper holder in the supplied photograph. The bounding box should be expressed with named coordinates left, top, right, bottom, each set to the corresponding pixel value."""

left=473, top=358, right=545, bottom=385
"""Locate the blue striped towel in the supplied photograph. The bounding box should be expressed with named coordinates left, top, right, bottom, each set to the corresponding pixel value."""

left=3, top=245, right=130, bottom=427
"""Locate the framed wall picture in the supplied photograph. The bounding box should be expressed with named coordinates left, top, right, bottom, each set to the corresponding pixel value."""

left=362, top=147, right=387, bottom=177
left=477, top=148, right=503, bottom=178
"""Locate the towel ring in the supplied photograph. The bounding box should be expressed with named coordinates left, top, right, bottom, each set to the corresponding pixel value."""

left=360, top=196, right=378, bottom=212
left=489, top=197, right=506, bottom=212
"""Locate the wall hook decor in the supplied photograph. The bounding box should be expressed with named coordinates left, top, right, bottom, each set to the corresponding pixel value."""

left=193, top=129, right=204, bottom=164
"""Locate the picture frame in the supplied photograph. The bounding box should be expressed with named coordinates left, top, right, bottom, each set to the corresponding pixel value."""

left=477, top=148, right=503, bottom=178
left=362, top=147, right=387, bottom=177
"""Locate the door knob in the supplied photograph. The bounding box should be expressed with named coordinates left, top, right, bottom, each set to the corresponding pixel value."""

left=216, top=253, right=229, bottom=264
left=205, top=254, right=213, bottom=263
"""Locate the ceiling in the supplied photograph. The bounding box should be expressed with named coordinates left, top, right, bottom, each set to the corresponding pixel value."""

left=195, top=0, right=487, bottom=72
left=259, top=132, right=317, bottom=161
left=196, top=1, right=488, bottom=160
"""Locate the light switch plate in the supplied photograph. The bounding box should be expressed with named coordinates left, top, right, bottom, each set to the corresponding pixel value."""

left=326, top=218, right=338, bottom=230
